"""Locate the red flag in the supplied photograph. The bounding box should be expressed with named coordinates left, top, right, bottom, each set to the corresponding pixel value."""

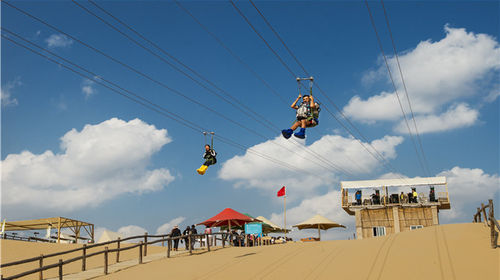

left=277, top=186, right=286, bottom=197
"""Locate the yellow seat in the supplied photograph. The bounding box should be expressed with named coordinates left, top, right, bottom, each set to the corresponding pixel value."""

left=197, top=165, right=208, bottom=175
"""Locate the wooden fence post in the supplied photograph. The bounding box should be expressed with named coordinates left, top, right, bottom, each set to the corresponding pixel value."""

left=477, top=207, right=482, bottom=222
left=206, top=234, right=210, bottom=252
left=489, top=199, right=497, bottom=249
left=167, top=238, right=171, bottom=258
left=58, top=259, right=63, bottom=280
left=139, top=242, right=143, bottom=264
left=222, top=233, right=225, bottom=248
left=104, top=247, right=109, bottom=275
left=144, top=232, right=148, bottom=256
left=82, top=244, right=87, bottom=271
left=481, top=203, right=489, bottom=226
left=116, top=237, right=121, bottom=263
left=189, top=233, right=192, bottom=255
left=39, top=254, right=43, bottom=280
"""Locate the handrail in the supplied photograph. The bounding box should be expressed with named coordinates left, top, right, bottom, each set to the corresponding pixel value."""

left=0, top=232, right=234, bottom=279
left=1, top=232, right=278, bottom=279
left=0, top=233, right=170, bottom=268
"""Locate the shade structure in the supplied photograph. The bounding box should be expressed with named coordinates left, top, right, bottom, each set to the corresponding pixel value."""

left=197, top=208, right=254, bottom=230
left=293, top=214, right=345, bottom=240
left=1, top=217, right=94, bottom=243
left=255, top=216, right=290, bottom=233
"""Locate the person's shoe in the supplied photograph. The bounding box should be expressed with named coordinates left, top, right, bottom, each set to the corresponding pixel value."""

left=197, top=165, right=208, bottom=175
left=281, top=129, right=293, bottom=139
left=294, top=128, right=306, bottom=139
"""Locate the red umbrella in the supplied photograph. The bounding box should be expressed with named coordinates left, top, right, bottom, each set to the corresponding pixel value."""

left=198, top=208, right=254, bottom=230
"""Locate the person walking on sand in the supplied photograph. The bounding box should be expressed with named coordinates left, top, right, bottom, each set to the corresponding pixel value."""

left=190, top=225, right=198, bottom=250
left=182, top=226, right=191, bottom=250
left=170, top=225, right=182, bottom=251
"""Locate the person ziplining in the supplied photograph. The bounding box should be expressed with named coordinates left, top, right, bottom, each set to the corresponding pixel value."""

left=282, top=77, right=320, bottom=139
left=197, top=132, right=217, bottom=175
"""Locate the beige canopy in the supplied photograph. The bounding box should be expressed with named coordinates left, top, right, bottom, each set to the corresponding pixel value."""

left=255, top=216, right=290, bottom=233
left=293, top=214, right=345, bottom=240
left=1, top=217, right=94, bottom=243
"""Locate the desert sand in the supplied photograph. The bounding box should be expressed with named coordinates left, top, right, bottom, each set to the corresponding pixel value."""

left=1, top=223, right=499, bottom=280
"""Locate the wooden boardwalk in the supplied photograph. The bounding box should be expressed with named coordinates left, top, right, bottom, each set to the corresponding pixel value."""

left=46, top=248, right=214, bottom=280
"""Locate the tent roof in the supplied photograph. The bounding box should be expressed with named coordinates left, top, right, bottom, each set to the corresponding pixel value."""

left=98, top=230, right=123, bottom=243
left=341, top=176, right=446, bottom=189
left=198, top=208, right=254, bottom=228
left=2, top=217, right=93, bottom=231
left=293, top=214, right=346, bottom=230
left=255, top=216, right=290, bottom=233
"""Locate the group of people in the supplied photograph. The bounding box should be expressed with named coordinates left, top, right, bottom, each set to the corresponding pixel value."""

left=169, top=224, right=199, bottom=251
left=354, top=187, right=438, bottom=205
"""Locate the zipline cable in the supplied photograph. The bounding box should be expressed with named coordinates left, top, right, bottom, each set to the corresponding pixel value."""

left=235, top=0, right=411, bottom=180
left=73, top=0, right=355, bottom=176
left=3, top=1, right=345, bottom=175
left=379, top=0, right=431, bottom=175
left=176, top=0, right=371, bottom=174
left=364, top=0, right=428, bottom=176
left=1, top=31, right=325, bottom=177
left=86, top=0, right=279, bottom=132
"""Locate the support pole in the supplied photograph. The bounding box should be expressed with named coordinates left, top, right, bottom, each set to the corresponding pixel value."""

left=82, top=244, right=87, bottom=271
left=39, top=254, right=43, bottom=280
left=284, top=195, right=287, bottom=240
left=104, top=247, right=108, bottom=275
left=489, top=199, right=497, bottom=249
left=57, top=217, right=61, bottom=244
left=167, top=238, right=171, bottom=258
left=144, top=232, right=148, bottom=256
left=58, top=259, right=63, bottom=280
left=139, top=242, right=143, bottom=264
left=116, top=237, right=121, bottom=263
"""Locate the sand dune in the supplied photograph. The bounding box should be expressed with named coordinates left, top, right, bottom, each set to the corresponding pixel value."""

left=95, top=223, right=498, bottom=280
left=1, top=223, right=498, bottom=280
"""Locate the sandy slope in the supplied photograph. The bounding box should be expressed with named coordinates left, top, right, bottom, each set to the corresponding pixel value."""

left=95, top=223, right=498, bottom=280
left=1, top=223, right=498, bottom=280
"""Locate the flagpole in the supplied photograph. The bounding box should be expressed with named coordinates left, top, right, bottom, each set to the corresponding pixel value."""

left=284, top=193, right=287, bottom=240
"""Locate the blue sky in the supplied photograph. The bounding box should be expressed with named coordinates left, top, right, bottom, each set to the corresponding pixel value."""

left=2, top=0, right=499, bottom=240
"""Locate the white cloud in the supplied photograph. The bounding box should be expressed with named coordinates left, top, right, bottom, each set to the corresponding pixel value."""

left=2, top=118, right=175, bottom=214
left=45, top=34, right=73, bottom=48
left=156, top=217, right=186, bottom=235
left=219, top=134, right=403, bottom=198
left=81, top=79, right=97, bottom=98
left=1, top=78, right=22, bottom=107
left=394, top=103, right=479, bottom=134
left=438, top=167, right=499, bottom=221
left=344, top=25, right=500, bottom=133
left=118, top=225, right=148, bottom=237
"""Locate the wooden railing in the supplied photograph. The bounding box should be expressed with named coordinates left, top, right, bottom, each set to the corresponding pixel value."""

left=473, top=199, right=500, bottom=249
left=0, top=232, right=239, bottom=280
